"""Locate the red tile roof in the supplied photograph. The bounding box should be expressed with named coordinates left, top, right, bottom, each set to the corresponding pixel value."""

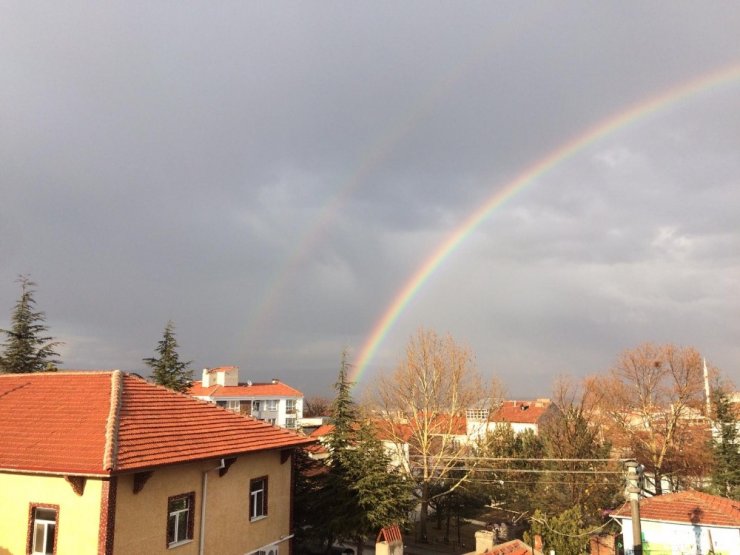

left=474, top=539, right=542, bottom=555
left=377, top=525, right=403, bottom=545
left=0, top=371, right=313, bottom=476
left=491, top=400, right=553, bottom=424
left=189, top=380, right=303, bottom=398
left=310, top=424, right=335, bottom=438
left=612, top=490, right=740, bottom=527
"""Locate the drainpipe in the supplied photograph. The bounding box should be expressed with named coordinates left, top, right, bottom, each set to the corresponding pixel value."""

left=200, top=459, right=226, bottom=555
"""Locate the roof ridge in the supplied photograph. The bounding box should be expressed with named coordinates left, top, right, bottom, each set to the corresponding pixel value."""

left=103, top=370, right=123, bottom=472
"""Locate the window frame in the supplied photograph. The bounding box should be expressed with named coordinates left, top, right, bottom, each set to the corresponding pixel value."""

left=166, top=492, right=195, bottom=548
left=265, top=399, right=278, bottom=411
left=226, top=400, right=241, bottom=412
left=285, top=417, right=296, bottom=429
left=249, top=476, right=268, bottom=521
left=285, top=399, right=296, bottom=414
left=27, top=503, right=59, bottom=555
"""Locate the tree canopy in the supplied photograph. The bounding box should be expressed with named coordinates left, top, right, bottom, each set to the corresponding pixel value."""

left=373, top=328, right=502, bottom=542
left=0, top=275, right=61, bottom=373
left=143, top=321, right=192, bottom=392
left=317, top=351, right=414, bottom=553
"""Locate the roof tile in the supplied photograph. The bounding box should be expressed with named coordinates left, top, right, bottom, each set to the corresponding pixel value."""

left=0, top=372, right=313, bottom=476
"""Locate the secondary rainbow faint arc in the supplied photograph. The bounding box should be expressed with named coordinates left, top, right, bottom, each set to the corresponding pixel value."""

left=351, top=62, right=740, bottom=383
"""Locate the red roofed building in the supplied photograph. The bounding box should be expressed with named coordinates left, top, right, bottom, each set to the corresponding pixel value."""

left=190, top=366, right=304, bottom=429
left=466, top=399, right=557, bottom=439
left=0, top=370, right=312, bottom=555
left=464, top=532, right=543, bottom=555
left=611, top=490, right=740, bottom=554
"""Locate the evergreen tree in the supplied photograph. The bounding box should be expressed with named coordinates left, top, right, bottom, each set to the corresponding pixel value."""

left=0, top=275, right=61, bottom=373
left=143, top=321, right=192, bottom=392
left=524, top=506, right=592, bottom=554
left=710, top=389, right=740, bottom=499
left=321, top=351, right=414, bottom=553
left=477, top=424, right=544, bottom=516
left=293, top=446, right=330, bottom=553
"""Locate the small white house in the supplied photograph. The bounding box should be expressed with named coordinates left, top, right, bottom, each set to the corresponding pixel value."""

left=611, top=490, right=740, bottom=555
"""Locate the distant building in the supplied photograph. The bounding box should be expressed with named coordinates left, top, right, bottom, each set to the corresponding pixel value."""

left=466, top=399, right=557, bottom=440
left=190, top=366, right=303, bottom=429
left=0, top=370, right=312, bottom=555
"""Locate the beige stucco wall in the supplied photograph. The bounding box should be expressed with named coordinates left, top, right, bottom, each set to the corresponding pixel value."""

left=113, top=450, right=293, bottom=555
left=0, top=472, right=103, bottom=555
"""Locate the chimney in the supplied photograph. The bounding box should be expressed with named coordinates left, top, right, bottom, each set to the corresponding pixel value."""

left=272, top=378, right=279, bottom=384
left=202, top=368, right=211, bottom=387
left=534, top=534, right=543, bottom=552
left=475, top=530, right=493, bottom=553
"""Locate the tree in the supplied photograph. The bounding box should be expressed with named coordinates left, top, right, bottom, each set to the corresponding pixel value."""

left=0, top=275, right=61, bottom=373
left=320, top=352, right=414, bottom=553
left=372, top=328, right=502, bottom=542
left=143, top=321, right=192, bottom=392
left=293, top=446, right=330, bottom=553
left=592, top=343, right=708, bottom=495
left=524, top=506, right=592, bottom=555
left=476, top=423, right=544, bottom=517
left=304, top=396, right=333, bottom=417
left=535, top=380, right=622, bottom=524
left=709, top=388, right=740, bottom=499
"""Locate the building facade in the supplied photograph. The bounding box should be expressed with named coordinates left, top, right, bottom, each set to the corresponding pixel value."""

left=190, top=367, right=303, bottom=429
left=0, top=371, right=312, bottom=555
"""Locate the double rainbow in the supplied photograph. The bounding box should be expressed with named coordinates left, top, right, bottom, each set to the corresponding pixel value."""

left=351, top=62, right=740, bottom=383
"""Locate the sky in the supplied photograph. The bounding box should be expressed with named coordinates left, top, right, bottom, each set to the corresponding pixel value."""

left=1, top=3, right=739, bottom=398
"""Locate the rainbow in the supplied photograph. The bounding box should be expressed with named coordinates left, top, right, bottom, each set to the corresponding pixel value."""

left=239, top=8, right=550, bottom=355
left=351, top=62, right=740, bottom=383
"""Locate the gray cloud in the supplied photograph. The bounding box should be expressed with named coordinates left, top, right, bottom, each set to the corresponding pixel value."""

left=1, top=2, right=739, bottom=394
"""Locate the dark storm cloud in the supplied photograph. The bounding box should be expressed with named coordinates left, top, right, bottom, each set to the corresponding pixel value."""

left=1, top=2, right=739, bottom=393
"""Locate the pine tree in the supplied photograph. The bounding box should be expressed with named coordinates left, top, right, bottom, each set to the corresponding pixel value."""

left=0, top=275, right=61, bottom=373
left=710, top=389, right=740, bottom=499
left=321, top=351, right=415, bottom=552
left=143, top=321, right=192, bottom=392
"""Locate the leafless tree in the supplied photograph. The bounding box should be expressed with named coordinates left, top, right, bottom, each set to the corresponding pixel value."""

left=303, top=396, right=333, bottom=418
left=592, top=343, right=708, bottom=494
left=371, top=328, right=502, bottom=542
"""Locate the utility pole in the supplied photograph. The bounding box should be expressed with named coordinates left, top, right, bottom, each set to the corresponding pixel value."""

left=625, top=460, right=643, bottom=555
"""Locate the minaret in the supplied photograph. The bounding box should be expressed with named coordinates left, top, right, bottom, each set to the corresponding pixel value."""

left=703, top=358, right=712, bottom=417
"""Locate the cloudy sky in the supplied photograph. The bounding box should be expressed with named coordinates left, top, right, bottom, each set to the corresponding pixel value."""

left=1, top=3, right=738, bottom=397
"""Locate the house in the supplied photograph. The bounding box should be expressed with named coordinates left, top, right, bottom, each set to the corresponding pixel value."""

left=466, top=399, right=557, bottom=440
left=0, top=370, right=313, bottom=555
left=464, top=531, right=543, bottom=555
left=611, top=490, right=740, bottom=555
left=189, top=366, right=303, bottom=429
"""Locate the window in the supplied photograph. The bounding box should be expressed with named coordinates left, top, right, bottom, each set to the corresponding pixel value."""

left=252, top=400, right=260, bottom=412
left=249, top=477, right=268, bottom=520
left=30, top=506, right=57, bottom=555
left=167, top=492, right=194, bottom=547
left=226, top=400, right=240, bottom=412
left=285, top=399, right=296, bottom=414
left=265, top=400, right=278, bottom=411
left=285, top=417, right=296, bottom=429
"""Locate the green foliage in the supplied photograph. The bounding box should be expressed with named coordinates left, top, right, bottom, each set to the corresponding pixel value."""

left=524, top=506, right=591, bottom=555
left=143, top=321, right=192, bottom=392
left=536, top=406, right=622, bottom=524
left=319, top=352, right=415, bottom=549
left=710, top=389, right=740, bottom=499
left=477, top=424, right=544, bottom=516
left=293, top=447, right=330, bottom=552
left=0, top=276, right=61, bottom=373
